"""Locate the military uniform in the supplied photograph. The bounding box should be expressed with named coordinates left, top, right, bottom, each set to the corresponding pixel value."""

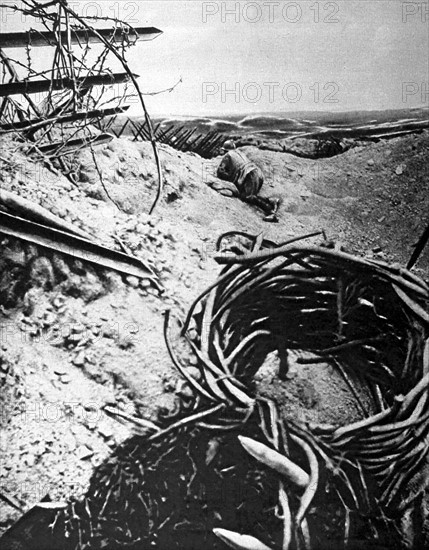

left=216, top=143, right=279, bottom=221
left=217, top=150, right=264, bottom=198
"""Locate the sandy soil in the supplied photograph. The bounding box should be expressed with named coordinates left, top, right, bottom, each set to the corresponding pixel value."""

left=0, top=129, right=428, bottom=535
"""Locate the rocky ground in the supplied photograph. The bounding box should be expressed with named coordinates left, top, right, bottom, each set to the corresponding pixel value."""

left=0, top=129, right=428, bottom=536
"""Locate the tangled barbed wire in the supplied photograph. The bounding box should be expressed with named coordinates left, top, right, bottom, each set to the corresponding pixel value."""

left=1, top=232, right=427, bottom=549
left=162, top=231, right=429, bottom=549
left=0, top=0, right=163, bottom=213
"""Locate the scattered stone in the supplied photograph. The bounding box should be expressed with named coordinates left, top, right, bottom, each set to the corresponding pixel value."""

left=76, top=445, right=94, bottom=461
left=125, top=275, right=139, bottom=288
left=395, top=164, right=405, bottom=175
left=72, top=351, right=86, bottom=367
left=135, top=223, right=147, bottom=234
left=147, top=287, right=160, bottom=296
left=60, top=374, right=71, bottom=384
left=54, top=366, right=68, bottom=376
left=177, top=383, right=194, bottom=399
left=72, top=323, right=85, bottom=334
left=97, top=423, right=114, bottom=439
left=139, top=213, right=151, bottom=225
left=43, top=312, right=57, bottom=327
left=83, top=402, right=98, bottom=413
left=68, top=333, right=83, bottom=343
left=367, top=159, right=374, bottom=166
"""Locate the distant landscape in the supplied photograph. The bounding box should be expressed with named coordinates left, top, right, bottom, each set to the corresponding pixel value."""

left=148, top=106, right=429, bottom=141
left=111, top=106, right=429, bottom=160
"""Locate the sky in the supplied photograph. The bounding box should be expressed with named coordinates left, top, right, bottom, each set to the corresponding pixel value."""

left=1, top=0, right=428, bottom=116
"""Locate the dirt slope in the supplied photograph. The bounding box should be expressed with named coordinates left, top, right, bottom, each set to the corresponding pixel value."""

left=0, top=130, right=428, bottom=533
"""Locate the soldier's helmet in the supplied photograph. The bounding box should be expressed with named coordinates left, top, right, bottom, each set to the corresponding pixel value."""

left=222, top=140, right=236, bottom=152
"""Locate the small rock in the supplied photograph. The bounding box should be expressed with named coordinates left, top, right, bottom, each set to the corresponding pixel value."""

left=140, top=279, right=151, bottom=289
left=25, top=454, right=36, bottom=467
left=372, top=246, right=383, bottom=253
left=72, top=323, right=85, bottom=334
left=97, top=423, right=113, bottom=439
left=147, top=287, right=159, bottom=296
left=54, top=366, right=68, bottom=376
left=395, top=164, right=405, bottom=175
left=60, top=374, right=71, bottom=384
left=135, top=223, right=147, bottom=234
left=367, top=159, right=374, bottom=166
left=76, top=445, right=94, bottom=461
left=83, top=402, right=99, bottom=412
left=68, top=333, right=83, bottom=343
left=43, top=312, right=57, bottom=327
left=126, top=275, right=139, bottom=288
left=178, top=384, right=194, bottom=399
left=72, top=351, right=86, bottom=367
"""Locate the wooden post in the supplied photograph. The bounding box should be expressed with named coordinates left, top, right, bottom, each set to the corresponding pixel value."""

left=0, top=105, right=130, bottom=132
left=0, top=73, right=138, bottom=97
left=0, top=27, right=162, bottom=48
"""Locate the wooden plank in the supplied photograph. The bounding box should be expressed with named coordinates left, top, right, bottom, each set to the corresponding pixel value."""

left=0, top=188, right=93, bottom=240
left=0, top=211, right=159, bottom=285
left=0, top=72, right=137, bottom=97
left=0, top=27, right=163, bottom=48
left=0, top=105, right=129, bottom=132
left=37, top=133, right=113, bottom=155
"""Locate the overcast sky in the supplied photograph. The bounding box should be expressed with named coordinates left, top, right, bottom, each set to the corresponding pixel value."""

left=2, top=1, right=428, bottom=116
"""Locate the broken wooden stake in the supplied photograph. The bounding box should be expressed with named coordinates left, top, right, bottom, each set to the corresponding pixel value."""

left=0, top=210, right=159, bottom=287
left=0, top=73, right=137, bottom=97
left=37, top=133, right=113, bottom=156
left=0, top=105, right=129, bottom=133
left=0, top=27, right=162, bottom=48
left=0, top=189, right=93, bottom=240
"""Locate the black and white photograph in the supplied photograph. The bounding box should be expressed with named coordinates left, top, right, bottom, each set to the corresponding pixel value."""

left=0, top=1, right=428, bottom=548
